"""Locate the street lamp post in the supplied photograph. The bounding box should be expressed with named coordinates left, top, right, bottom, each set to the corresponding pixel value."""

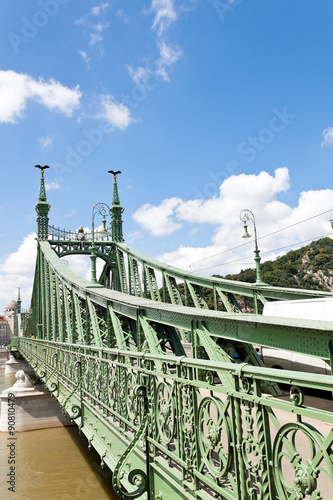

left=239, top=209, right=266, bottom=286
left=87, top=202, right=111, bottom=287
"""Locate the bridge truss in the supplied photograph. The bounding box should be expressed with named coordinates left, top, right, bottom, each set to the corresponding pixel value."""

left=12, top=170, right=333, bottom=499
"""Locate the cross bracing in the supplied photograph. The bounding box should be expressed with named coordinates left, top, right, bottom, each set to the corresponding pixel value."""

left=11, top=169, right=333, bottom=499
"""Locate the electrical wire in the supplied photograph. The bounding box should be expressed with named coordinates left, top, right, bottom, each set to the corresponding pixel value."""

left=182, top=208, right=333, bottom=269
left=190, top=231, right=333, bottom=274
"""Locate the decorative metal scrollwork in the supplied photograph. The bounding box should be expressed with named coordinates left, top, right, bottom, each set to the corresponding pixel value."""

left=156, top=381, right=175, bottom=444
left=83, top=358, right=90, bottom=392
left=241, top=376, right=252, bottom=394
left=112, top=385, right=149, bottom=499
left=290, top=385, right=304, bottom=407
left=62, top=361, right=82, bottom=420
left=107, top=362, right=117, bottom=410
left=44, top=353, right=58, bottom=393
left=94, top=360, right=102, bottom=398
left=198, top=396, right=231, bottom=478
left=126, top=371, right=140, bottom=422
left=273, top=422, right=333, bottom=499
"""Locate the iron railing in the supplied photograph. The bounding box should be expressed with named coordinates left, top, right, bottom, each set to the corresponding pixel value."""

left=19, top=337, right=333, bottom=500
left=48, top=225, right=113, bottom=242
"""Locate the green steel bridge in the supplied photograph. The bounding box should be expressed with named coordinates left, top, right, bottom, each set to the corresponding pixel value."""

left=12, top=169, right=333, bottom=499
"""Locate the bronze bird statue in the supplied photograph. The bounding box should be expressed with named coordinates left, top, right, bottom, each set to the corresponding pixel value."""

left=35, top=165, right=50, bottom=174
left=108, top=170, right=121, bottom=179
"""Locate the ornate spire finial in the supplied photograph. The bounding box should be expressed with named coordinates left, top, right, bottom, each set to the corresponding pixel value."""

left=108, top=170, right=121, bottom=204
left=17, top=287, right=21, bottom=314
left=35, top=165, right=50, bottom=201
left=35, top=165, right=51, bottom=240
left=108, top=170, right=124, bottom=242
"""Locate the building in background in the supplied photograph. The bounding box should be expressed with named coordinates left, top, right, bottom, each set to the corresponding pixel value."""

left=0, top=315, right=11, bottom=346
left=0, top=298, right=20, bottom=345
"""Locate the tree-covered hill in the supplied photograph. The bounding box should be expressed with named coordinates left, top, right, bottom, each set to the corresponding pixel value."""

left=219, top=237, right=333, bottom=291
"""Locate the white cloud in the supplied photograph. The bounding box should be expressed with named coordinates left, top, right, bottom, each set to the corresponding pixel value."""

left=91, top=3, right=110, bottom=17
left=76, top=3, right=110, bottom=25
left=65, top=209, right=77, bottom=218
left=0, top=274, right=33, bottom=314
left=132, top=168, right=333, bottom=276
left=98, top=95, right=133, bottom=130
left=45, top=181, right=61, bottom=191
left=75, top=3, right=110, bottom=64
left=1, top=234, right=37, bottom=276
left=321, top=127, right=333, bottom=147
left=38, top=135, right=54, bottom=150
left=90, top=33, right=103, bottom=46
left=150, top=0, right=177, bottom=36
left=78, top=50, right=91, bottom=68
left=126, top=230, right=142, bottom=243
left=0, top=70, right=81, bottom=123
left=128, top=1, right=180, bottom=85
left=0, top=234, right=99, bottom=312
left=127, top=66, right=151, bottom=86
left=132, top=197, right=182, bottom=236
left=94, top=22, right=109, bottom=32
left=156, top=41, right=182, bottom=81
left=64, top=255, right=91, bottom=280
left=117, top=9, right=130, bottom=24
left=163, top=167, right=290, bottom=226
left=0, top=234, right=37, bottom=309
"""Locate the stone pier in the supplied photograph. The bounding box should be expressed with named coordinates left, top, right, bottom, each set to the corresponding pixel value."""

left=0, top=348, right=9, bottom=363
left=0, top=370, right=74, bottom=432
left=4, top=354, right=35, bottom=375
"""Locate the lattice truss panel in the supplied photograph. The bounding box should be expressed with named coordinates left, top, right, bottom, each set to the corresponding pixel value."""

left=29, top=244, right=190, bottom=360
left=26, top=241, right=333, bottom=401
left=49, top=238, right=333, bottom=318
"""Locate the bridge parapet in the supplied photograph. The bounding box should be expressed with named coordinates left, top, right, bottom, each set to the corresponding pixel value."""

left=24, top=168, right=333, bottom=498
left=48, top=224, right=113, bottom=242
left=17, top=337, right=333, bottom=499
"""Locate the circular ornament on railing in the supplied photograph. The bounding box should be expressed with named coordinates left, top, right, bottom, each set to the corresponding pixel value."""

left=273, top=422, right=332, bottom=499
left=205, top=370, right=215, bottom=385
left=240, top=376, right=252, bottom=394
left=47, top=381, right=58, bottom=393
left=155, top=382, right=176, bottom=444
left=72, top=359, right=80, bottom=384
left=181, top=365, right=188, bottom=379
left=83, top=359, right=90, bottom=391
left=290, top=385, right=304, bottom=407
left=107, top=363, right=117, bottom=409
left=94, top=360, right=102, bottom=398
left=198, top=396, right=232, bottom=478
left=126, top=371, right=139, bottom=422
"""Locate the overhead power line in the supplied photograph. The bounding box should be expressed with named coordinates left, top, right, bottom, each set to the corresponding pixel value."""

left=183, top=208, right=333, bottom=269
left=192, top=231, right=333, bottom=274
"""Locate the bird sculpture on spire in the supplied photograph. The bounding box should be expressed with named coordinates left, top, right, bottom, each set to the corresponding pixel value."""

left=35, top=165, right=50, bottom=174
left=108, top=170, right=121, bottom=179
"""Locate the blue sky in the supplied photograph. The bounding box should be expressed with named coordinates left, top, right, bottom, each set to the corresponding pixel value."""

left=1, top=1, right=333, bottom=312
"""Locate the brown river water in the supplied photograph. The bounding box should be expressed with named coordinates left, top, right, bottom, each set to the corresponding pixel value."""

left=0, top=366, right=119, bottom=500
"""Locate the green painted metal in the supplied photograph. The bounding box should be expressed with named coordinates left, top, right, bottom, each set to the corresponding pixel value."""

left=19, top=168, right=333, bottom=498
left=35, top=167, right=50, bottom=240
left=110, top=171, right=125, bottom=243
left=17, top=338, right=333, bottom=499
left=239, top=209, right=266, bottom=287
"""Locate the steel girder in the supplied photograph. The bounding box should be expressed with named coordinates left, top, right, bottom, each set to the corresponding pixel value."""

left=26, top=241, right=333, bottom=372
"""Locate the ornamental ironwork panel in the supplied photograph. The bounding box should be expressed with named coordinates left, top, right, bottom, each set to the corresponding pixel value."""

left=17, top=338, right=333, bottom=499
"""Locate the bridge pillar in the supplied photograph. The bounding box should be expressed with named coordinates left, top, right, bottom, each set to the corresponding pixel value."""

left=0, top=370, right=74, bottom=432
left=4, top=355, right=35, bottom=375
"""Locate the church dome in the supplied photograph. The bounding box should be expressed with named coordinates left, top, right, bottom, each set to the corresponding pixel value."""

left=5, top=299, right=17, bottom=310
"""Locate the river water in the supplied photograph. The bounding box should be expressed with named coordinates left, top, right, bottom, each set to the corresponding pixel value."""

left=0, top=365, right=119, bottom=500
